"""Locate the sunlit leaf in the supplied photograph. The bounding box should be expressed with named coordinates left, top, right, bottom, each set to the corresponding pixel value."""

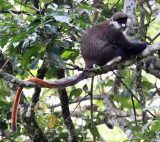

left=61, top=49, right=79, bottom=62
left=43, top=106, right=47, bottom=112
left=151, top=122, right=160, bottom=131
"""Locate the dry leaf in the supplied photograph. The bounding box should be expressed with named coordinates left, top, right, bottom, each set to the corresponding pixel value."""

left=48, top=115, right=56, bottom=129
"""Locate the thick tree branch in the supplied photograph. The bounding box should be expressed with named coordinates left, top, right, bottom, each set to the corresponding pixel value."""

left=0, top=43, right=160, bottom=88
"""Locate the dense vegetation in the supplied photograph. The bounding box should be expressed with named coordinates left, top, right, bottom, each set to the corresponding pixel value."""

left=0, top=0, right=160, bottom=141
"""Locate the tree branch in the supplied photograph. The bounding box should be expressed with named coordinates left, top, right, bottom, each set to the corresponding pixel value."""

left=0, top=10, right=32, bottom=15
left=0, top=43, right=160, bottom=88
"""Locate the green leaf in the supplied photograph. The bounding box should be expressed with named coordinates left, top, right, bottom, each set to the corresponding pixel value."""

left=87, top=123, right=100, bottom=140
left=142, top=120, right=159, bottom=132
left=119, top=89, right=131, bottom=98
left=40, top=0, right=53, bottom=4
left=73, top=19, right=92, bottom=29
left=1, top=26, right=12, bottom=32
left=69, top=88, right=82, bottom=100
left=144, top=130, right=155, bottom=140
left=0, top=100, right=12, bottom=111
left=61, top=49, right=79, bottom=62
left=156, top=130, right=160, bottom=136
left=59, top=132, right=68, bottom=140
left=21, top=50, right=33, bottom=68
left=141, top=81, right=153, bottom=90
left=131, top=137, right=141, bottom=140
left=46, top=4, right=71, bottom=24
left=105, top=80, right=114, bottom=87
left=134, top=133, right=146, bottom=139
left=22, top=39, right=30, bottom=49
left=11, top=31, right=28, bottom=43
left=151, top=122, right=160, bottom=131
left=45, top=23, right=57, bottom=34
left=145, top=129, right=155, bottom=135
left=49, top=53, right=66, bottom=67
left=29, top=58, right=39, bottom=70
left=1, top=35, right=10, bottom=48
left=114, top=93, right=140, bottom=109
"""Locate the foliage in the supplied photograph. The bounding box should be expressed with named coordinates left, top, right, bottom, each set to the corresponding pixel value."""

left=0, top=0, right=160, bottom=141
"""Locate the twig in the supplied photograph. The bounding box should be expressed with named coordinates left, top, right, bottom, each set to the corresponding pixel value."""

left=149, top=32, right=160, bottom=44
left=90, top=77, right=96, bottom=142
left=154, top=83, right=160, bottom=96
left=130, top=86, right=138, bottom=128
left=1, top=57, right=11, bottom=70
left=0, top=10, right=32, bottom=15
left=55, top=95, right=90, bottom=131
left=14, top=0, right=36, bottom=10
left=65, top=62, right=82, bottom=70
left=27, top=68, right=35, bottom=77
left=113, top=71, right=138, bottom=129
left=113, top=71, right=156, bottom=119
left=110, top=0, right=121, bottom=12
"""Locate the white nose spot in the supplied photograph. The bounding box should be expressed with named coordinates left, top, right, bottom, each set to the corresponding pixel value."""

left=122, top=24, right=125, bottom=27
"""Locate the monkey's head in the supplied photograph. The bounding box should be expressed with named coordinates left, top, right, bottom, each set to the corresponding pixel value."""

left=110, top=12, right=128, bottom=31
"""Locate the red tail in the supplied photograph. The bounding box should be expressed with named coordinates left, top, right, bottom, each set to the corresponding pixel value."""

left=12, top=71, right=88, bottom=132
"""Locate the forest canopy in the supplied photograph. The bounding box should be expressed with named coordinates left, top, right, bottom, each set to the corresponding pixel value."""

left=0, top=0, right=160, bottom=142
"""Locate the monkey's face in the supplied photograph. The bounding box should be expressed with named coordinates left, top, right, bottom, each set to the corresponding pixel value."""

left=110, top=12, right=128, bottom=31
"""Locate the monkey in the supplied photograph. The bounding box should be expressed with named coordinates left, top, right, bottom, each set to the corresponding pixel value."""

left=12, top=12, right=147, bottom=131
left=81, top=12, right=147, bottom=68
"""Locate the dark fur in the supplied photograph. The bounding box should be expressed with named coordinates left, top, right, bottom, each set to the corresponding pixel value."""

left=81, top=13, right=147, bottom=68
